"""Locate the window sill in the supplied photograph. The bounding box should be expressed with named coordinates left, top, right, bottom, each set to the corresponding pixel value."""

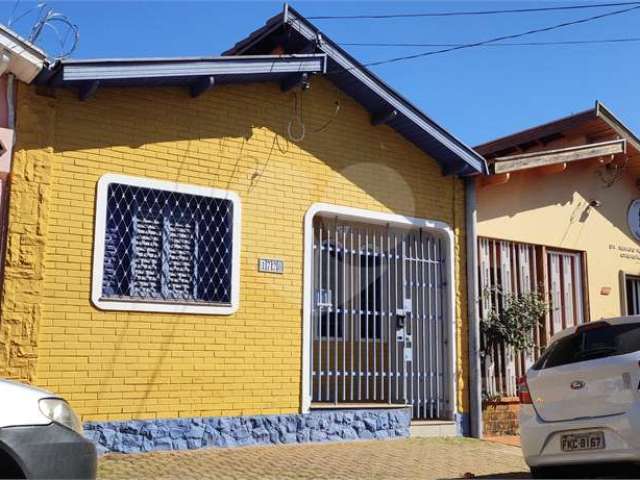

left=92, top=296, right=238, bottom=315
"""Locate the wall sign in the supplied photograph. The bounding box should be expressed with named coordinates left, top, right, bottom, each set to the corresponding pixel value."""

left=258, top=258, right=284, bottom=274
left=628, top=199, right=640, bottom=241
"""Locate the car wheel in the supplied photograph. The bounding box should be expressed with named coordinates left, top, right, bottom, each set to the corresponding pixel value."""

left=0, top=449, right=25, bottom=479
left=529, top=466, right=560, bottom=479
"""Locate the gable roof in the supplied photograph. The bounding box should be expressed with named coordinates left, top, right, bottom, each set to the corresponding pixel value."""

left=31, top=5, right=485, bottom=176
left=224, top=5, right=487, bottom=176
left=475, top=101, right=640, bottom=178
left=477, top=101, right=640, bottom=160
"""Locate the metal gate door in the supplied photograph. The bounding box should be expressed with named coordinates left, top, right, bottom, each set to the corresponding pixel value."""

left=310, top=216, right=450, bottom=419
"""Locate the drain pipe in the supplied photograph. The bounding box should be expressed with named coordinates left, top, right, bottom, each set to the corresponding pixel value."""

left=465, top=176, right=482, bottom=438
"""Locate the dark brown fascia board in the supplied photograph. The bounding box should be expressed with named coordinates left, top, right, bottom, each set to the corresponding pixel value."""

left=596, top=101, right=640, bottom=155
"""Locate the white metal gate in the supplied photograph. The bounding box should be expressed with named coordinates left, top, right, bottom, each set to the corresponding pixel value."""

left=310, top=216, right=451, bottom=419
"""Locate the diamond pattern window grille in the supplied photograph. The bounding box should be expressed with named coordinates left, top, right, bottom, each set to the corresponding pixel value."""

left=101, top=182, right=234, bottom=305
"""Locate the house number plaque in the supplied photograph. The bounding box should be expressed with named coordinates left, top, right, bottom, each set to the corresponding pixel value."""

left=258, top=258, right=284, bottom=274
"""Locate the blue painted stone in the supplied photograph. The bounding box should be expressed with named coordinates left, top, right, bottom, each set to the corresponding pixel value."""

left=140, top=423, right=159, bottom=440
left=234, top=426, right=250, bottom=440
left=142, top=437, right=155, bottom=452
left=218, top=434, right=235, bottom=448
left=310, top=430, right=327, bottom=442
left=169, top=427, right=186, bottom=439
left=202, top=426, right=221, bottom=447
left=252, top=427, right=270, bottom=442
left=376, top=413, right=389, bottom=430
left=187, top=438, right=202, bottom=450
left=282, top=432, right=298, bottom=444
left=187, top=426, right=205, bottom=439
left=172, top=438, right=188, bottom=450
left=343, top=412, right=354, bottom=425
left=250, top=417, right=264, bottom=429
left=359, top=430, right=374, bottom=440
left=363, top=417, right=377, bottom=431
left=100, top=429, right=117, bottom=448
left=83, top=429, right=101, bottom=444
left=218, top=418, right=231, bottom=430
left=341, top=427, right=358, bottom=440
left=95, top=444, right=109, bottom=456
left=87, top=407, right=413, bottom=454
left=305, top=415, right=319, bottom=429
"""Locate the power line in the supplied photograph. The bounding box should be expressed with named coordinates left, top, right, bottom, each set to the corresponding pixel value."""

left=360, top=4, right=640, bottom=68
left=342, top=37, right=640, bottom=48
left=308, top=1, right=640, bottom=20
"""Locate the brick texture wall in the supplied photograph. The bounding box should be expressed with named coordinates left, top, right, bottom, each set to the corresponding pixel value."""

left=483, top=398, right=520, bottom=436
left=0, top=78, right=469, bottom=422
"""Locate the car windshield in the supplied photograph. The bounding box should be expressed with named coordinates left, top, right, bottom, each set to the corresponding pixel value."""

left=533, top=322, right=640, bottom=370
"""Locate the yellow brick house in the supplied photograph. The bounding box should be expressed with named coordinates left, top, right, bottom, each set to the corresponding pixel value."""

left=0, top=6, right=486, bottom=451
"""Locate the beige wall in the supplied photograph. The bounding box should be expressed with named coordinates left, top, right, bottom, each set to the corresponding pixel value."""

left=477, top=162, right=640, bottom=320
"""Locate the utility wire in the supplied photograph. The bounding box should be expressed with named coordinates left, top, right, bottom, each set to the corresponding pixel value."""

left=308, top=1, right=640, bottom=19
left=359, top=4, right=640, bottom=68
left=342, top=37, right=640, bottom=48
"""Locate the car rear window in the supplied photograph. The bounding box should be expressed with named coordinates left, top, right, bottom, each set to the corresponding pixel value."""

left=533, top=322, right=640, bottom=370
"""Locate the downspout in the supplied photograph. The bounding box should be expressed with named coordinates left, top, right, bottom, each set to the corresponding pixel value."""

left=465, top=176, right=482, bottom=438
left=7, top=73, right=15, bottom=128
left=0, top=71, right=16, bottom=307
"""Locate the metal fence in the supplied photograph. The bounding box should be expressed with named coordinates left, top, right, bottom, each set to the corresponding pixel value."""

left=479, top=237, right=586, bottom=398
left=101, top=182, right=234, bottom=305
left=311, top=217, right=450, bottom=419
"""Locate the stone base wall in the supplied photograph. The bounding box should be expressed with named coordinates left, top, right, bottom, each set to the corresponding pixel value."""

left=482, top=398, right=520, bottom=436
left=84, top=408, right=412, bottom=454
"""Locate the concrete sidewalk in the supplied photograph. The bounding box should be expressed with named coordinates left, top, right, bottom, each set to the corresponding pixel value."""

left=98, top=437, right=529, bottom=480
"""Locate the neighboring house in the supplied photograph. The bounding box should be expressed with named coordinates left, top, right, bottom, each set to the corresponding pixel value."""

left=474, top=101, right=640, bottom=432
left=0, top=6, right=487, bottom=452
left=0, top=25, right=47, bottom=370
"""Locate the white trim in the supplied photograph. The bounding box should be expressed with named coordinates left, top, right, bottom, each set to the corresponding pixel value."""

left=301, top=203, right=457, bottom=417
left=0, top=25, right=46, bottom=83
left=91, top=173, right=241, bottom=315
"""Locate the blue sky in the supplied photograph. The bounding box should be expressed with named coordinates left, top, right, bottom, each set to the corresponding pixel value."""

left=3, top=1, right=639, bottom=146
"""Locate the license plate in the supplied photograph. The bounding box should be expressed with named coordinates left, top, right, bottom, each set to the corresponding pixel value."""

left=560, top=431, right=605, bottom=452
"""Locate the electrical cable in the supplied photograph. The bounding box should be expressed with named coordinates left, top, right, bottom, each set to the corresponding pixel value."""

left=308, top=1, right=640, bottom=20
left=356, top=4, right=640, bottom=68
left=287, top=92, right=306, bottom=142
left=341, top=37, right=640, bottom=48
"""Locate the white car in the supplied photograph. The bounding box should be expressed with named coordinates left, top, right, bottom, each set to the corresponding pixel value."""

left=519, top=316, right=640, bottom=478
left=0, top=379, right=96, bottom=479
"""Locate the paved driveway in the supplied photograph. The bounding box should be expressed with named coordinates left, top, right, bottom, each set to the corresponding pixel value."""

left=98, top=437, right=529, bottom=480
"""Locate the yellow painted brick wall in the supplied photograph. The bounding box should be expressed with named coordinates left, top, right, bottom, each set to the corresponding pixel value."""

left=1, top=78, right=469, bottom=421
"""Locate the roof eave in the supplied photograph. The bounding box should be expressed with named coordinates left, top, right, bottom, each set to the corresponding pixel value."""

left=35, top=54, right=328, bottom=89
left=0, top=24, right=47, bottom=83
left=596, top=100, right=640, bottom=154
left=223, top=5, right=486, bottom=176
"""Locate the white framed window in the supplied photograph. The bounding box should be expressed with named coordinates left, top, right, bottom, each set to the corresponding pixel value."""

left=92, top=173, right=241, bottom=315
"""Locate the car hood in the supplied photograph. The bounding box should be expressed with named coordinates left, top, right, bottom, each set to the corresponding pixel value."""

left=0, top=379, right=53, bottom=397
left=0, top=379, right=57, bottom=428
